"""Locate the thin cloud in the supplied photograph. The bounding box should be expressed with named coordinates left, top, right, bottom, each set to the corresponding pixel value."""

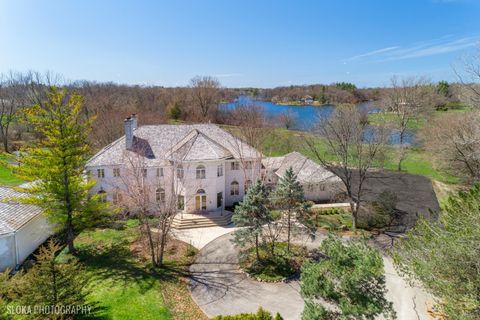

left=346, top=46, right=400, bottom=61
left=346, top=35, right=479, bottom=63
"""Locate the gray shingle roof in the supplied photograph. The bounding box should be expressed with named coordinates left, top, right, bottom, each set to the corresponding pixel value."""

left=87, top=124, right=260, bottom=167
left=0, top=187, right=43, bottom=235
left=270, top=152, right=341, bottom=184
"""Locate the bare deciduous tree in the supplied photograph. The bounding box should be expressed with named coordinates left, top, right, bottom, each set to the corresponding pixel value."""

left=306, top=104, right=387, bottom=230
left=189, top=76, right=221, bottom=120
left=116, top=147, right=182, bottom=267
left=423, top=111, right=480, bottom=183
left=382, top=76, right=434, bottom=171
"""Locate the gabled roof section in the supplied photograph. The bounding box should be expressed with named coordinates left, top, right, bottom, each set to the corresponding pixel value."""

left=274, top=152, right=340, bottom=184
left=0, top=186, right=43, bottom=235
left=167, top=129, right=232, bottom=161
left=86, top=123, right=260, bottom=167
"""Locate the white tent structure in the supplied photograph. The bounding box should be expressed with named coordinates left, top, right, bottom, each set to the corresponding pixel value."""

left=0, top=186, right=53, bottom=271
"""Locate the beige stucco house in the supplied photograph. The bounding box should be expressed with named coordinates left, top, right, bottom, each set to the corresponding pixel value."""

left=86, top=115, right=344, bottom=228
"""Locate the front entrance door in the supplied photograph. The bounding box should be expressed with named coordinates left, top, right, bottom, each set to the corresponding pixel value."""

left=195, top=194, right=207, bottom=210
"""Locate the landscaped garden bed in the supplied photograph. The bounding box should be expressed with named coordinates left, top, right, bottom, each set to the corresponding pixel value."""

left=238, top=242, right=308, bottom=282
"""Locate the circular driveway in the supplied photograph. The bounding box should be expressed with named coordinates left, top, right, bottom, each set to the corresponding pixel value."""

left=188, top=231, right=431, bottom=320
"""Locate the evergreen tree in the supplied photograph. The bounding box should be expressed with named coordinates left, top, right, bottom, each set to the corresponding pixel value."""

left=271, top=167, right=310, bottom=253
left=15, top=88, right=108, bottom=254
left=9, top=240, right=91, bottom=320
left=393, top=184, right=480, bottom=319
left=301, top=236, right=395, bottom=320
left=233, top=179, right=272, bottom=262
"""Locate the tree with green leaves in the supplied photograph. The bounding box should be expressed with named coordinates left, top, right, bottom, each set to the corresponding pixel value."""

left=15, top=88, right=108, bottom=254
left=8, top=240, right=92, bottom=320
left=233, top=179, right=272, bottom=262
left=271, top=167, right=310, bottom=253
left=301, top=236, right=395, bottom=320
left=393, top=184, right=480, bottom=319
left=213, top=307, right=283, bottom=320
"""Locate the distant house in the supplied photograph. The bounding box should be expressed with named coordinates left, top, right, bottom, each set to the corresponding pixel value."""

left=301, top=95, right=314, bottom=105
left=86, top=115, right=344, bottom=228
left=0, top=186, right=53, bottom=271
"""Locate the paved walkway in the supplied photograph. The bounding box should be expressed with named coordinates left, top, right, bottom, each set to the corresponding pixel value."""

left=171, top=224, right=238, bottom=249
left=188, top=230, right=432, bottom=320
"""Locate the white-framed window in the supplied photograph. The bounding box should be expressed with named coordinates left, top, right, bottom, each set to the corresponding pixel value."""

left=156, top=188, right=165, bottom=204
left=217, top=164, right=223, bottom=177
left=217, top=192, right=223, bottom=208
left=113, top=168, right=120, bottom=177
left=177, top=195, right=185, bottom=210
left=231, top=162, right=240, bottom=170
left=196, top=165, right=206, bottom=179
left=97, top=168, right=105, bottom=178
left=244, top=161, right=253, bottom=169
left=231, top=181, right=239, bottom=196
left=245, top=179, right=252, bottom=192
left=177, top=165, right=184, bottom=179
left=157, top=167, right=164, bottom=177
left=97, top=190, right=107, bottom=202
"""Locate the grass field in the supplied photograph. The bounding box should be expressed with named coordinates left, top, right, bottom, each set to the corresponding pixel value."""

left=0, top=153, right=25, bottom=186
left=58, top=219, right=207, bottom=320
left=257, top=127, right=459, bottom=184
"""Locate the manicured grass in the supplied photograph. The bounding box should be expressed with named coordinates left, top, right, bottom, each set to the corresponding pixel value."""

left=0, top=153, right=25, bottom=186
left=58, top=219, right=206, bottom=320
left=310, top=209, right=352, bottom=231
left=256, top=127, right=459, bottom=184
left=368, top=107, right=472, bottom=131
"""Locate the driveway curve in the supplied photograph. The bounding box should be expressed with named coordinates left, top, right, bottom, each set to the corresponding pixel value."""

left=189, top=231, right=431, bottom=320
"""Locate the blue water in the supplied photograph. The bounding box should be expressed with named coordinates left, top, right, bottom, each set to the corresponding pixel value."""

left=222, top=96, right=416, bottom=145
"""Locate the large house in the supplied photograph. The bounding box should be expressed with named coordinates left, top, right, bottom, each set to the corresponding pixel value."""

left=86, top=115, right=343, bottom=227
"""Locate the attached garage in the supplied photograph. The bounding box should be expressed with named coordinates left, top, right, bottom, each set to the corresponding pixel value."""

left=0, top=187, right=53, bottom=271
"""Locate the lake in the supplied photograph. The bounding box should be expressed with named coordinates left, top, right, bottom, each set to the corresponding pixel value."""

left=222, top=96, right=416, bottom=145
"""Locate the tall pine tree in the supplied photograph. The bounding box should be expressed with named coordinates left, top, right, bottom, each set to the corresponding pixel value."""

left=15, top=88, right=108, bottom=254
left=233, top=179, right=272, bottom=262
left=271, top=167, right=309, bottom=253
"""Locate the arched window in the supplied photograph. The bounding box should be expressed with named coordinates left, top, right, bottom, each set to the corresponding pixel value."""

left=231, top=181, right=239, bottom=196
left=195, top=189, right=206, bottom=210
left=196, top=165, right=206, bottom=179
left=176, top=165, right=184, bottom=179
left=245, top=180, right=252, bottom=192
left=97, top=189, right=107, bottom=203
left=156, top=188, right=165, bottom=203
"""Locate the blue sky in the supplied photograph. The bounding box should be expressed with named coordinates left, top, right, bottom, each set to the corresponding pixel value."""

left=1, top=0, right=479, bottom=88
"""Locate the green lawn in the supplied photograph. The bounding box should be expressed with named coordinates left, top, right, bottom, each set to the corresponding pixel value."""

left=58, top=219, right=206, bottom=320
left=257, top=127, right=459, bottom=184
left=0, top=153, right=25, bottom=186
left=368, top=107, right=472, bottom=131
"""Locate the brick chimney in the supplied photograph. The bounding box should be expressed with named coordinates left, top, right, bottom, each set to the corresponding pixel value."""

left=124, top=116, right=134, bottom=150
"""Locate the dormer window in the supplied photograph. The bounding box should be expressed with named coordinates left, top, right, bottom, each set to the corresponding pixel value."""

left=97, top=169, right=105, bottom=178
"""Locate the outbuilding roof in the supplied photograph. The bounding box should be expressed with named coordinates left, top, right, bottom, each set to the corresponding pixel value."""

left=264, top=152, right=341, bottom=184
left=0, top=187, right=43, bottom=235
left=87, top=124, right=260, bottom=167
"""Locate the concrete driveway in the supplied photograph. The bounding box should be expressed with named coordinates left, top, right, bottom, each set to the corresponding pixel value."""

left=188, top=231, right=431, bottom=320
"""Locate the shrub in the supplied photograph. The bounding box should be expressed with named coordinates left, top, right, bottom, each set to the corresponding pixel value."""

left=212, top=307, right=283, bottom=320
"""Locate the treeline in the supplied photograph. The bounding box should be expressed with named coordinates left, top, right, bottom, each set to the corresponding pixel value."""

left=258, top=81, right=467, bottom=107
